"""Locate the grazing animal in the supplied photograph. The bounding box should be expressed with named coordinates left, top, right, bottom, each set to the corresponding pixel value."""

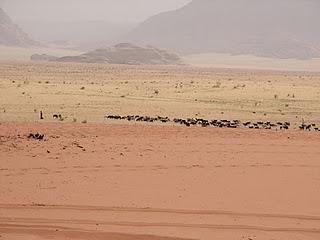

left=103, top=113, right=313, bottom=132
left=53, top=114, right=62, bottom=120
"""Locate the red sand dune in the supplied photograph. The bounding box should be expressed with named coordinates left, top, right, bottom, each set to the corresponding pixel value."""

left=0, top=122, right=320, bottom=239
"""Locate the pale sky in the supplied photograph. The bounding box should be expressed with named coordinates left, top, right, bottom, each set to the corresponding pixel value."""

left=1, top=0, right=191, bottom=23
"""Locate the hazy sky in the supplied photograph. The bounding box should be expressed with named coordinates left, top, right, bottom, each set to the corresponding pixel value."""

left=1, top=0, right=191, bottom=23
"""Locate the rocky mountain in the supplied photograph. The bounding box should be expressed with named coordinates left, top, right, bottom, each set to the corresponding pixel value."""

left=0, top=7, right=38, bottom=46
left=126, top=0, right=320, bottom=59
left=31, top=43, right=183, bottom=65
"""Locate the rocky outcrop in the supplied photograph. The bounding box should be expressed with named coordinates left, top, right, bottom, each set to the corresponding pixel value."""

left=32, top=43, right=183, bottom=65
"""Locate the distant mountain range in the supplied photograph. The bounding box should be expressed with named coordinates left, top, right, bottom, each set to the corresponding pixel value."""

left=0, top=7, right=38, bottom=47
left=126, top=0, right=320, bottom=59
left=2, top=1, right=320, bottom=60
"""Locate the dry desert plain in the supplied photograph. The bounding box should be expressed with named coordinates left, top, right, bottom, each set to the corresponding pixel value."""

left=0, top=62, right=320, bottom=240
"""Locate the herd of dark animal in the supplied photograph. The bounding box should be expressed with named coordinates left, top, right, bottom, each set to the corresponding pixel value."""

left=106, top=115, right=320, bottom=132
left=24, top=114, right=319, bottom=142
left=36, top=109, right=319, bottom=132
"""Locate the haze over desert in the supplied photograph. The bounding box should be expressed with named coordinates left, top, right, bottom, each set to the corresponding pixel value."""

left=1, top=1, right=320, bottom=240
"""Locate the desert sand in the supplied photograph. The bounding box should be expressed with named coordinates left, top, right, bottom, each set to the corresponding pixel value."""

left=1, top=62, right=320, bottom=239
left=185, top=53, right=320, bottom=72
left=1, top=62, right=320, bottom=125
left=0, top=122, right=320, bottom=239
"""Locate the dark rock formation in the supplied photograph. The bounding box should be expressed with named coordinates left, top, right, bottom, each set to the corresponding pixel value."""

left=55, top=43, right=183, bottom=65
left=31, top=43, right=183, bottom=65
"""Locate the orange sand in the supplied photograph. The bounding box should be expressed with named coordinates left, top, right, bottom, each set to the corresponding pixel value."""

left=0, top=122, right=320, bottom=239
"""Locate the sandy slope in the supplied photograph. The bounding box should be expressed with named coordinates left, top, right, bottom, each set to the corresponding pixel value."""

left=0, top=122, right=319, bottom=239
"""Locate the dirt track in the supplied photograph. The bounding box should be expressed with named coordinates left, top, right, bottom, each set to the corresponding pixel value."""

left=1, top=122, right=319, bottom=239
